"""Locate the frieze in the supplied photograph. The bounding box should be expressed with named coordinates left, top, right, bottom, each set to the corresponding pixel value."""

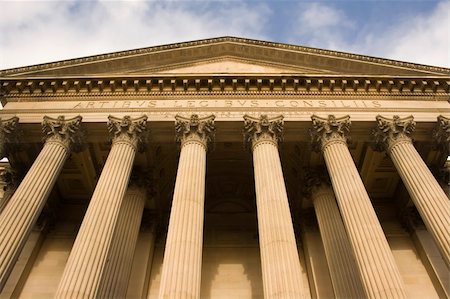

left=69, top=99, right=382, bottom=110
left=1, top=98, right=449, bottom=123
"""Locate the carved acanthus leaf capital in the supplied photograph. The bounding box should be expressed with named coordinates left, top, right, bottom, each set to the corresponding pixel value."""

left=433, top=115, right=450, bottom=152
left=243, top=114, right=283, bottom=150
left=0, top=116, right=19, bottom=158
left=303, top=167, right=332, bottom=198
left=300, top=208, right=319, bottom=232
left=0, top=165, right=23, bottom=201
left=42, top=115, right=83, bottom=152
left=175, top=114, right=216, bottom=149
left=107, top=115, right=148, bottom=151
left=373, top=115, right=415, bottom=152
left=310, top=115, right=351, bottom=152
left=128, top=167, right=156, bottom=198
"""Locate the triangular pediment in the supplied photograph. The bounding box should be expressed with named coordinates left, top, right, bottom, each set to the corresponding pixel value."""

left=1, top=37, right=449, bottom=77
left=125, top=57, right=329, bottom=75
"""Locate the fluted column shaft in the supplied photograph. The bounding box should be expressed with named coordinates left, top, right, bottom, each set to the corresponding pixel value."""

left=55, top=115, right=147, bottom=299
left=375, top=115, right=450, bottom=267
left=312, top=115, right=406, bottom=298
left=311, top=183, right=366, bottom=298
left=0, top=188, right=14, bottom=215
left=0, top=115, right=82, bottom=291
left=97, top=185, right=146, bottom=298
left=244, top=114, right=304, bottom=299
left=390, top=143, right=450, bottom=266
left=158, top=114, right=215, bottom=299
left=0, top=179, right=15, bottom=215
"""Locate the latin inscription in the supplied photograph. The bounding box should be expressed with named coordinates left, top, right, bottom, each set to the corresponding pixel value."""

left=72, top=99, right=382, bottom=109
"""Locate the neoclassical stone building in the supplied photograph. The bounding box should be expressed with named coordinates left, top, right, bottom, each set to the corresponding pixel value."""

left=0, top=37, right=449, bottom=299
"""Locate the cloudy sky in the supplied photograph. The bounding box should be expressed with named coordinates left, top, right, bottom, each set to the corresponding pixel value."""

left=0, top=0, right=449, bottom=70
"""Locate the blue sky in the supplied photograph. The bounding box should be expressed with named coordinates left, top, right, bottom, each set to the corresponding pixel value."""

left=0, top=0, right=449, bottom=69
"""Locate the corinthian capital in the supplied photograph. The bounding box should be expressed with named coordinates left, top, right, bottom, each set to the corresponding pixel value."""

left=433, top=115, right=450, bottom=152
left=0, top=116, right=19, bottom=158
left=107, top=115, right=148, bottom=151
left=310, top=115, right=351, bottom=152
left=243, top=114, right=283, bottom=150
left=373, top=115, right=415, bottom=152
left=303, top=167, right=332, bottom=197
left=175, top=114, right=215, bottom=149
left=42, top=115, right=83, bottom=152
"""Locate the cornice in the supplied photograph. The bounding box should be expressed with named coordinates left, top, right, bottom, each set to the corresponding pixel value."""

left=1, top=37, right=449, bottom=76
left=1, top=75, right=448, bottom=104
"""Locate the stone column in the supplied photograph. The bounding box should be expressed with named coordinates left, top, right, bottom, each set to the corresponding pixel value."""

left=97, top=175, right=147, bottom=299
left=128, top=220, right=156, bottom=299
left=311, top=114, right=406, bottom=298
left=305, top=170, right=366, bottom=298
left=374, top=115, right=450, bottom=267
left=244, top=114, right=304, bottom=299
left=0, top=115, right=82, bottom=291
left=158, top=114, right=215, bottom=299
left=401, top=207, right=450, bottom=298
left=55, top=115, right=147, bottom=299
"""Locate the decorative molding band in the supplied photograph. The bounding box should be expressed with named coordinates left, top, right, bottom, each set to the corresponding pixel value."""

left=1, top=76, right=449, bottom=99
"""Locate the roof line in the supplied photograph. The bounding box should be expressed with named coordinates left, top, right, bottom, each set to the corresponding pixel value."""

left=1, top=36, right=449, bottom=75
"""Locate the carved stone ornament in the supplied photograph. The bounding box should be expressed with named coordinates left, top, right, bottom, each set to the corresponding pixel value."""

left=310, top=115, right=351, bottom=152
left=42, top=115, right=83, bottom=152
left=433, top=115, right=450, bottom=152
left=303, top=167, right=332, bottom=198
left=107, top=115, right=148, bottom=151
left=175, top=114, right=216, bottom=149
left=243, top=114, right=284, bottom=150
left=0, top=116, right=19, bottom=158
left=0, top=166, right=23, bottom=189
left=373, top=115, right=415, bottom=152
left=128, top=166, right=156, bottom=198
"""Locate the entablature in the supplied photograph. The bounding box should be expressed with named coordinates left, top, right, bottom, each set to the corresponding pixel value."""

left=1, top=74, right=449, bottom=103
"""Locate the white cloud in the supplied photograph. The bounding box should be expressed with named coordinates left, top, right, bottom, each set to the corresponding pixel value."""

left=288, top=1, right=449, bottom=68
left=288, top=3, right=355, bottom=51
left=365, top=1, right=450, bottom=67
left=1, top=0, right=448, bottom=69
left=0, top=1, right=271, bottom=69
